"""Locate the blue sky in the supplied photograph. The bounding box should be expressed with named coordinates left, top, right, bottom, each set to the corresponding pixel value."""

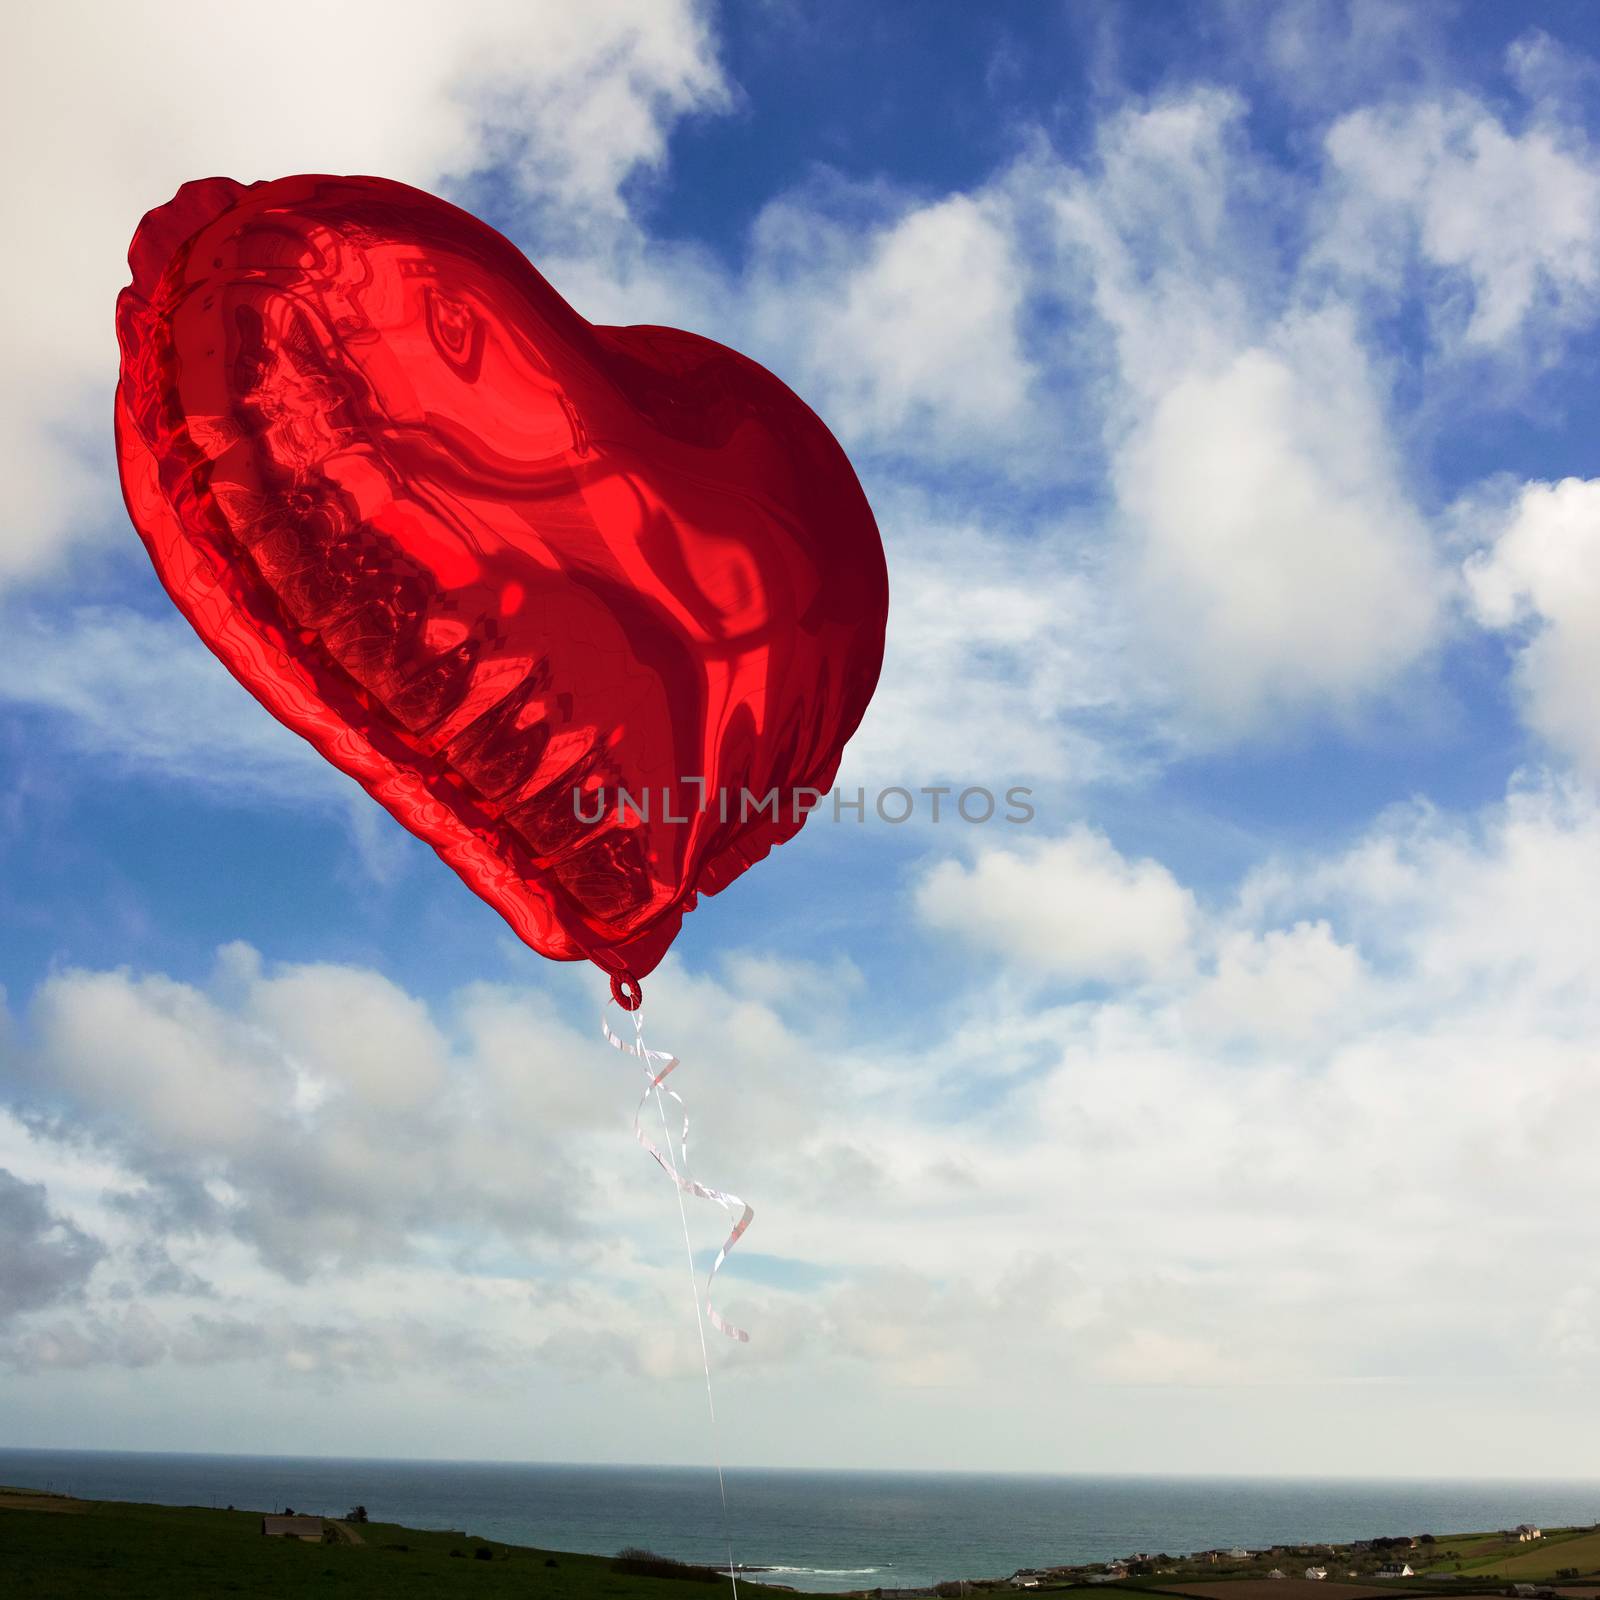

left=6, top=0, right=1600, bottom=1479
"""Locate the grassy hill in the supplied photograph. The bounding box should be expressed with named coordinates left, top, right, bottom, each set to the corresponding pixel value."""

left=0, top=1486, right=772, bottom=1600
left=1421, top=1527, right=1600, bottom=1581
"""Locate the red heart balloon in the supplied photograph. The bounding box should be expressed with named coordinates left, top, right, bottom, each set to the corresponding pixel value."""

left=115, top=175, right=888, bottom=997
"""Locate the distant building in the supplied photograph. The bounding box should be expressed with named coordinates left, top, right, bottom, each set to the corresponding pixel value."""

left=1009, top=1575, right=1041, bottom=1589
left=1306, top=1568, right=1328, bottom=1580
left=1268, top=1570, right=1287, bottom=1580
left=1374, top=1564, right=1414, bottom=1580
left=1515, top=1526, right=1543, bottom=1543
left=261, top=1515, right=323, bottom=1542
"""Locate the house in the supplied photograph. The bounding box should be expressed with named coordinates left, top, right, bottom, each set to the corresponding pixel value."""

left=1374, top=1564, right=1414, bottom=1580
left=1010, top=1575, right=1042, bottom=1589
left=261, top=1515, right=323, bottom=1542
left=1306, top=1568, right=1328, bottom=1580
left=1515, top=1526, right=1543, bottom=1543
left=1268, top=1571, right=1287, bottom=1580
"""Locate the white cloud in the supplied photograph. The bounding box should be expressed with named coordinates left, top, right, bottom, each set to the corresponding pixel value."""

left=1465, top=476, right=1600, bottom=776
left=915, top=826, right=1196, bottom=982
left=1322, top=89, right=1600, bottom=350
left=0, top=1169, right=104, bottom=1325
left=1113, top=306, right=1440, bottom=732
left=0, top=0, right=726, bottom=587
left=541, top=150, right=1052, bottom=474
left=0, top=602, right=438, bottom=885
left=744, top=179, right=1037, bottom=462
left=8, top=772, right=1600, bottom=1469
left=1285, top=778, right=1600, bottom=1011
left=841, top=493, right=1144, bottom=786
left=15, top=948, right=604, bottom=1276
left=564, top=88, right=1454, bottom=773
left=1183, top=920, right=1365, bottom=1046
left=1051, top=90, right=1259, bottom=397
left=1507, top=29, right=1600, bottom=115
left=239, top=954, right=448, bottom=1112
left=1238, top=0, right=1442, bottom=112
left=0, top=605, right=328, bottom=793
left=1054, top=93, right=1444, bottom=736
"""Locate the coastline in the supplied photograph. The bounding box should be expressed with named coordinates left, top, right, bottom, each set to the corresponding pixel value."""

left=6, top=1451, right=1600, bottom=1597
left=8, top=1482, right=1600, bottom=1600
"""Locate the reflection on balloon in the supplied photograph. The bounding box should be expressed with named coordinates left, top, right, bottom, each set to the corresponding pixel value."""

left=115, top=174, right=888, bottom=994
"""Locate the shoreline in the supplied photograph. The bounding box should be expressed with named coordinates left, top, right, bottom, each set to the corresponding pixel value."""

left=7, top=1484, right=1600, bottom=1600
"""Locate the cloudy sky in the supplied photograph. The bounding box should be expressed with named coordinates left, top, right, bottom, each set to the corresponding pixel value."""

left=6, top=0, right=1600, bottom=1480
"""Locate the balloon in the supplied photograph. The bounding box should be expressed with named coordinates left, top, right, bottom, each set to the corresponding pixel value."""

left=115, top=175, right=888, bottom=1001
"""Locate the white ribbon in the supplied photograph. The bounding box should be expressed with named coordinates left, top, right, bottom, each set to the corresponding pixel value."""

left=605, top=999, right=749, bottom=1596
left=603, top=1005, right=753, bottom=1341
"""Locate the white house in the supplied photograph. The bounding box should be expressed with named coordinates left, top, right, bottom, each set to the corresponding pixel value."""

left=1306, top=1568, right=1328, bottom=1580
left=1515, top=1526, right=1543, bottom=1543
left=1375, top=1563, right=1414, bottom=1579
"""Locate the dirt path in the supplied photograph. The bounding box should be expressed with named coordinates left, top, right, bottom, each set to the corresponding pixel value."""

left=329, top=1520, right=366, bottom=1545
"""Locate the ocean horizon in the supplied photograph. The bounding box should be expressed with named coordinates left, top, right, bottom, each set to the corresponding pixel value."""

left=2, top=1448, right=1597, bottom=1592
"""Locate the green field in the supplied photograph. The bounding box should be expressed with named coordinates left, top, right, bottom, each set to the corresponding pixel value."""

left=1417, top=1535, right=1504, bottom=1565
left=0, top=1487, right=784, bottom=1600
left=1427, top=1527, right=1600, bottom=1581
left=1409, top=1524, right=1593, bottom=1577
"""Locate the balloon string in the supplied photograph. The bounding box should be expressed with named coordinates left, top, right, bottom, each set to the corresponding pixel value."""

left=604, top=1003, right=751, bottom=1594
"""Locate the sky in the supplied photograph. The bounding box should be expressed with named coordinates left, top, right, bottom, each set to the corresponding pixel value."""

left=5, top=0, right=1600, bottom=1481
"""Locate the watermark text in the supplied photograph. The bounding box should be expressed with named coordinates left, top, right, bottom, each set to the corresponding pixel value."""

left=572, top=782, right=1035, bottom=827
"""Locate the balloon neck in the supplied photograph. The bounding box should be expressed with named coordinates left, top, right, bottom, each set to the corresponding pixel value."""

left=610, top=971, right=643, bottom=1011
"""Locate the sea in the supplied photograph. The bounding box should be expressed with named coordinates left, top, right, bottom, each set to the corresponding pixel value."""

left=2, top=1450, right=1597, bottom=1593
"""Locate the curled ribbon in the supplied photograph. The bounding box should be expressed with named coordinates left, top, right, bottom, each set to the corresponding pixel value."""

left=603, top=1006, right=754, bottom=1342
